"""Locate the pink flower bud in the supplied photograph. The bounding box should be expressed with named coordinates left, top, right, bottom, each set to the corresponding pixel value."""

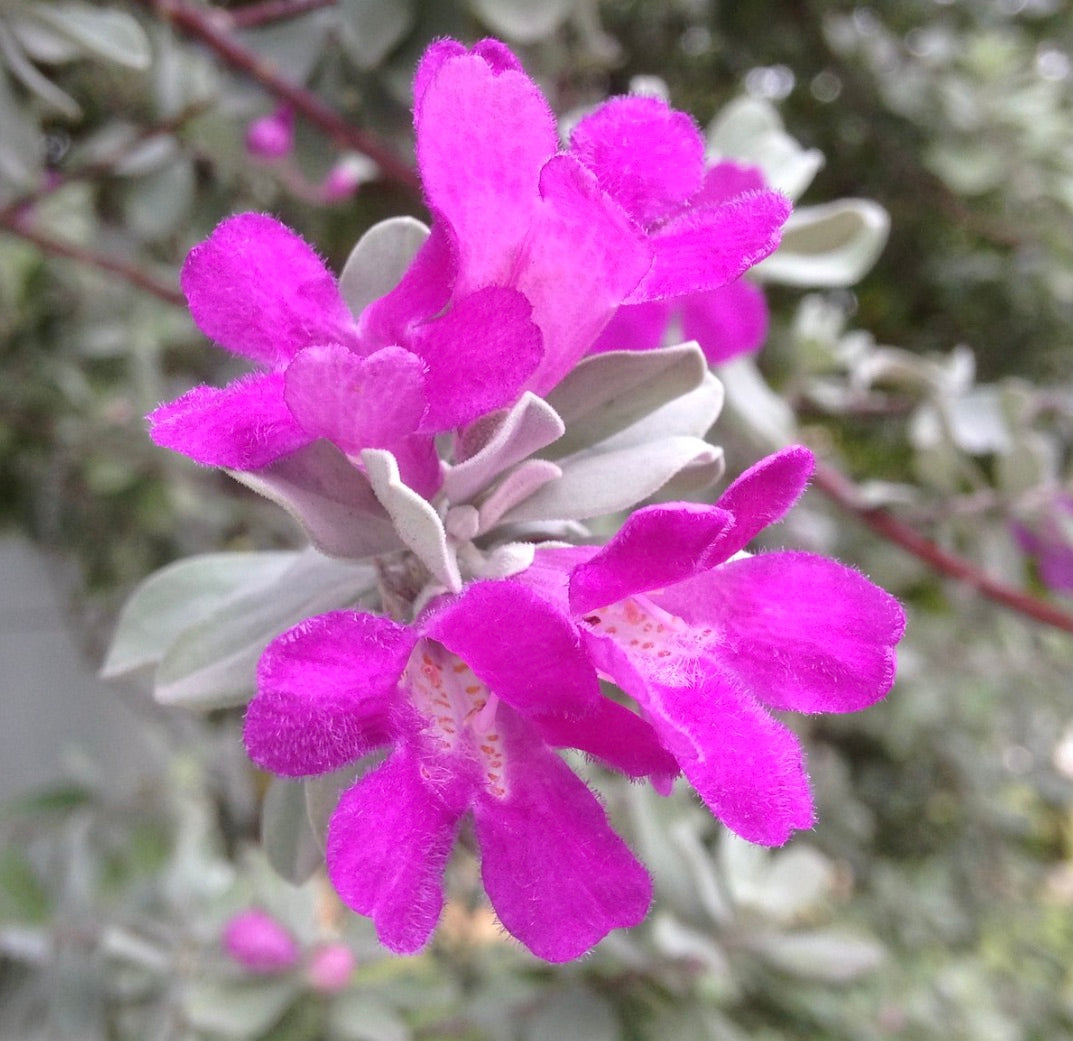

left=318, top=154, right=377, bottom=203
left=245, top=106, right=294, bottom=161
left=307, top=942, right=356, bottom=993
left=222, top=909, right=299, bottom=973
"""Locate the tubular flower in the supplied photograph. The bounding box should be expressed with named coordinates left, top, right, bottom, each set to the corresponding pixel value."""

left=521, top=446, right=907, bottom=846
left=147, top=213, right=541, bottom=497
left=570, top=91, right=779, bottom=363
left=243, top=581, right=673, bottom=962
left=149, top=40, right=790, bottom=492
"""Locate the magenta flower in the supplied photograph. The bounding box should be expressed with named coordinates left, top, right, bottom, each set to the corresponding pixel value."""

left=222, top=909, right=300, bottom=973
left=521, top=446, right=906, bottom=845
left=570, top=94, right=778, bottom=363
left=306, top=943, right=356, bottom=993
left=245, top=105, right=294, bottom=161
left=147, top=213, right=541, bottom=496
left=243, top=581, right=672, bottom=961
left=150, top=42, right=790, bottom=491
left=1012, top=491, right=1073, bottom=594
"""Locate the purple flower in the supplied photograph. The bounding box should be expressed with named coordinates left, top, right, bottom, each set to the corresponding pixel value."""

left=521, top=446, right=906, bottom=845
left=571, top=94, right=780, bottom=363
left=147, top=213, right=541, bottom=496
left=243, top=581, right=671, bottom=962
left=245, top=106, right=294, bottom=161
left=222, top=909, right=300, bottom=973
left=306, top=942, right=356, bottom=993
left=1012, top=491, right=1073, bottom=594
left=149, top=41, right=790, bottom=488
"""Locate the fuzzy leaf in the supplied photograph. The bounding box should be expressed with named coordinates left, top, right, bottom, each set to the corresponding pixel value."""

left=338, top=0, right=413, bottom=68
left=338, top=216, right=430, bottom=318
left=756, top=199, right=889, bottom=287
left=102, top=552, right=300, bottom=679
left=443, top=393, right=565, bottom=505
left=154, top=551, right=376, bottom=709
left=31, top=3, right=151, bottom=69
left=229, top=440, right=402, bottom=560
left=363, top=449, right=460, bottom=591
left=262, top=778, right=323, bottom=885
left=544, top=342, right=709, bottom=459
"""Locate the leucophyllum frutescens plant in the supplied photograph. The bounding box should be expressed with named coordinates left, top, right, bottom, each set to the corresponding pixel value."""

left=104, top=38, right=905, bottom=963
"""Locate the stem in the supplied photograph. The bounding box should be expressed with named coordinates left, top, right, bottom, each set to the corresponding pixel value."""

left=0, top=212, right=184, bottom=307
left=141, top=0, right=421, bottom=196
left=227, top=0, right=337, bottom=30
left=811, top=459, right=1073, bottom=636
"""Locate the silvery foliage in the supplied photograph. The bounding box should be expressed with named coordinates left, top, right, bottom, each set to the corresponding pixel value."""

left=5, top=0, right=1073, bottom=1039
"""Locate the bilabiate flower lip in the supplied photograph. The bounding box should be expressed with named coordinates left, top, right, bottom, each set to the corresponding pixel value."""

left=243, top=581, right=658, bottom=962
left=147, top=38, right=791, bottom=493
left=524, top=446, right=907, bottom=847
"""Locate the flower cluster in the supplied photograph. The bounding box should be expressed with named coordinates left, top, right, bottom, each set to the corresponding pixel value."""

left=147, top=38, right=905, bottom=962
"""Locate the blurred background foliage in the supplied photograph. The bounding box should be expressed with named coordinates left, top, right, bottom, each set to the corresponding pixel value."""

left=2, top=1, right=1073, bottom=1039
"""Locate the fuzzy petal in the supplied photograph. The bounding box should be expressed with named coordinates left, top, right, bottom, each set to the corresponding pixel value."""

left=533, top=696, right=679, bottom=781
left=474, top=716, right=651, bottom=961
left=327, top=749, right=460, bottom=954
left=646, top=671, right=815, bottom=845
left=569, top=504, right=734, bottom=614
left=694, top=160, right=767, bottom=206
left=591, top=299, right=674, bottom=354
left=630, top=190, right=790, bottom=302
left=593, top=632, right=815, bottom=846
left=681, top=279, right=769, bottom=364
left=520, top=156, right=654, bottom=394
left=424, top=581, right=600, bottom=718
left=148, top=372, right=310, bottom=470
left=707, top=445, right=816, bottom=564
left=411, top=286, right=543, bottom=431
left=358, top=221, right=456, bottom=349
left=181, top=213, right=357, bottom=366
left=415, top=50, right=558, bottom=293
left=284, top=344, right=428, bottom=452
left=245, top=611, right=413, bottom=776
left=658, top=551, right=905, bottom=713
left=570, top=95, right=706, bottom=226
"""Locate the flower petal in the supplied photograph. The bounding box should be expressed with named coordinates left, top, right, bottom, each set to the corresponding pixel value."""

left=658, top=551, right=905, bottom=713
left=181, top=213, right=356, bottom=366
left=591, top=633, right=815, bottom=846
left=681, top=279, right=769, bottom=364
left=707, top=445, right=816, bottom=563
left=327, top=748, right=460, bottom=954
left=410, top=286, right=543, bottom=431
left=244, top=611, right=413, bottom=776
left=693, top=160, right=767, bottom=206
left=629, top=190, right=790, bottom=302
left=569, top=503, right=734, bottom=614
left=570, top=95, right=706, bottom=226
left=284, top=344, right=428, bottom=452
left=648, top=671, right=815, bottom=845
left=415, top=49, right=557, bottom=293
left=591, top=299, right=673, bottom=354
left=148, top=372, right=310, bottom=469
left=357, top=220, right=456, bottom=349
left=533, top=696, right=679, bottom=781
left=474, top=715, right=651, bottom=961
left=424, top=581, right=600, bottom=718
left=520, top=156, right=654, bottom=394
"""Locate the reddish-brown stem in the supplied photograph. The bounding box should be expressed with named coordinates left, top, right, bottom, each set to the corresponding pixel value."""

left=141, top=0, right=421, bottom=196
left=811, top=459, right=1073, bottom=636
left=0, top=213, right=184, bottom=307
left=227, top=0, right=337, bottom=30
